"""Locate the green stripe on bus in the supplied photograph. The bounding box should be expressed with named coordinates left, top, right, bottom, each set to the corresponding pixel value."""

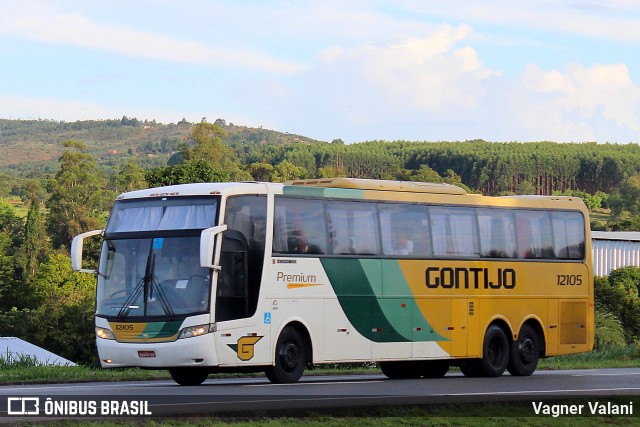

left=321, top=258, right=407, bottom=342
left=139, top=320, right=183, bottom=339
left=380, top=260, right=445, bottom=342
left=320, top=259, right=444, bottom=343
left=283, top=186, right=365, bottom=199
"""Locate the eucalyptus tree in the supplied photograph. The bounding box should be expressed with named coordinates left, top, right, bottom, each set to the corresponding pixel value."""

left=45, top=140, right=113, bottom=250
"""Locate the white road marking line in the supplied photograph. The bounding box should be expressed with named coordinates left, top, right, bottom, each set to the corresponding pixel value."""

left=0, top=382, right=177, bottom=392
left=248, top=380, right=386, bottom=387
left=572, top=372, right=640, bottom=377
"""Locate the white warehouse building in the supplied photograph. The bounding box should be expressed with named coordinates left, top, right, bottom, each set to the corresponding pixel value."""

left=592, top=231, right=640, bottom=277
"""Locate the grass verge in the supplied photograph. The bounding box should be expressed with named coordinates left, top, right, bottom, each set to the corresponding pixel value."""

left=1, top=345, right=639, bottom=384
left=39, top=402, right=640, bottom=427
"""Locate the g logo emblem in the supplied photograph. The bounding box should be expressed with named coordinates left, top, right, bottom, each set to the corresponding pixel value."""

left=228, top=336, right=263, bottom=361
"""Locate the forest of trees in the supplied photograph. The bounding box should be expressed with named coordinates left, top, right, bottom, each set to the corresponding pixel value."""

left=2, top=118, right=640, bottom=365
left=4, top=118, right=640, bottom=197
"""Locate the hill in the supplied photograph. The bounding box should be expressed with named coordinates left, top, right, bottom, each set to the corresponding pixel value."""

left=5, top=117, right=640, bottom=201
left=0, top=117, right=325, bottom=172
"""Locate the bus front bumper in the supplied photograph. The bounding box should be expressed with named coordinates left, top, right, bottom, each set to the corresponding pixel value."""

left=96, top=333, right=218, bottom=368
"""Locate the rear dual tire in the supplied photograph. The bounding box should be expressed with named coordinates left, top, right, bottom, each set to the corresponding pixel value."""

left=461, top=324, right=540, bottom=378
left=507, top=324, right=540, bottom=376
left=461, top=325, right=509, bottom=377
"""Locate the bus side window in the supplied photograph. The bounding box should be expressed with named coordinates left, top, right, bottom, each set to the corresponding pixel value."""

left=273, top=198, right=327, bottom=255
left=379, top=204, right=431, bottom=257
left=551, top=211, right=585, bottom=259
left=430, top=206, right=478, bottom=257
left=478, top=209, right=516, bottom=258
left=225, top=195, right=267, bottom=251
left=327, top=201, right=380, bottom=256
left=515, top=210, right=554, bottom=259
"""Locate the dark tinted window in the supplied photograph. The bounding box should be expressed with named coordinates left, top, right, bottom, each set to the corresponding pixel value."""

left=274, top=198, right=327, bottom=255
left=430, top=206, right=479, bottom=257
left=552, top=211, right=585, bottom=259
left=379, top=204, right=431, bottom=257
left=477, top=209, right=517, bottom=258
left=327, top=201, right=380, bottom=255
left=514, top=210, right=554, bottom=259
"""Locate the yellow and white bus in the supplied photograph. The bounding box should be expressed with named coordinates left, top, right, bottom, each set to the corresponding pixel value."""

left=72, top=178, right=594, bottom=385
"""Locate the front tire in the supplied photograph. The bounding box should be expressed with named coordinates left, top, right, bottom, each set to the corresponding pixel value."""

left=169, top=367, right=209, bottom=386
left=507, top=324, right=540, bottom=376
left=265, top=327, right=306, bottom=384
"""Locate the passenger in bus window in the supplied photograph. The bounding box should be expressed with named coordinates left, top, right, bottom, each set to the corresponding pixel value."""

left=393, top=232, right=414, bottom=256
left=288, top=230, right=322, bottom=254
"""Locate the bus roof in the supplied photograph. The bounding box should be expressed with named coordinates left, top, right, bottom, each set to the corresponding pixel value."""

left=115, top=181, right=279, bottom=200
left=114, top=179, right=587, bottom=213
left=286, top=178, right=467, bottom=195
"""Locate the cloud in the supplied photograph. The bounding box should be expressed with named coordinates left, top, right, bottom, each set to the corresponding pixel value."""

left=396, top=0, right=640, bottom=44
left=314, top=24, right=498, bottom=123
left=521, top=63, right=640, bottom=134
left=2, top=1, right=638, bottom=144
left=0, top=2, right=305, bottom=74
left=285, top=20, right=640, bottom=143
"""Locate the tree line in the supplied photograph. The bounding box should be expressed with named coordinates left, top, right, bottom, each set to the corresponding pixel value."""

left=5, top=118, right=640, bottom=198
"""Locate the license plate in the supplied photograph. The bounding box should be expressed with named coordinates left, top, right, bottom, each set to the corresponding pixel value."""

left=138, top=350, right=156, bottom=358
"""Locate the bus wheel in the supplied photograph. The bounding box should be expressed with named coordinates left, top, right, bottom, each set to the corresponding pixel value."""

left=169, top=368, right=209, bottom=386
left=379, top=361, right=421, bottom=379
left=507, top=324, right=540, bottom=376
left=421, top=361, right=449, bottom=378
left=479, top=325, right=509, bottom=377
left=265, top=327, right=306, bottom=384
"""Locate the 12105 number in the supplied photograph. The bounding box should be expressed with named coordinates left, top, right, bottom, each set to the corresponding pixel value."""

left=557, top=274, right=582, bottom=286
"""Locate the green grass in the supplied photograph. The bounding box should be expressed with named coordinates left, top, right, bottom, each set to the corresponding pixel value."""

left=40, top=404, right=640, bottom=427
left=0, top=365, right=170, bottom=384
left=538, top=344, right=640, bottom=370
left=2, top=345, right=639, bottom=385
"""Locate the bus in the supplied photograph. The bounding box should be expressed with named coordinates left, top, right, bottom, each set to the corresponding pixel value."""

left=71, top=178, right=594, bottom=385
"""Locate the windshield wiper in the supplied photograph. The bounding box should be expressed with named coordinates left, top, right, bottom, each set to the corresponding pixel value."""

left=116, top=276, right=144, bottom=319
left=149, top=274, right=175, bottom=319
left=116, top=246, right=153, bottom=320
left=116, top=244, right=177, bottom=320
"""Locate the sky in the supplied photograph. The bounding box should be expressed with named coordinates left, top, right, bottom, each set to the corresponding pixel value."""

left=1, top=1, right=640, bottom=144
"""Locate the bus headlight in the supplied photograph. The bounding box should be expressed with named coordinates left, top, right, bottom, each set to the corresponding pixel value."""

left=95, top=327, right=115, bottom=340
left=178, top=323, right=216, bottom=339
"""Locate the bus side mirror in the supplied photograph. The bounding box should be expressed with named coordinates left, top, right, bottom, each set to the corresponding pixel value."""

left=200, top=224, right=228, bottom=269
left=71, top=229, right=103, bottom=273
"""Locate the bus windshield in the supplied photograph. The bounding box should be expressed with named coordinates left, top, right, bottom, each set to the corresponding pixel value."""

left=96, top=196, right=219, bottom=319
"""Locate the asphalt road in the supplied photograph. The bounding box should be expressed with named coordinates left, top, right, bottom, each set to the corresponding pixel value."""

left=1, top=368, right=640, bottom=421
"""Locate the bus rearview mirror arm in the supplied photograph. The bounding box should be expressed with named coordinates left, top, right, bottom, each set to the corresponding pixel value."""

left=71, top=229, right=104, bottom=273
left=200, top=224, right=228, bottom=269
